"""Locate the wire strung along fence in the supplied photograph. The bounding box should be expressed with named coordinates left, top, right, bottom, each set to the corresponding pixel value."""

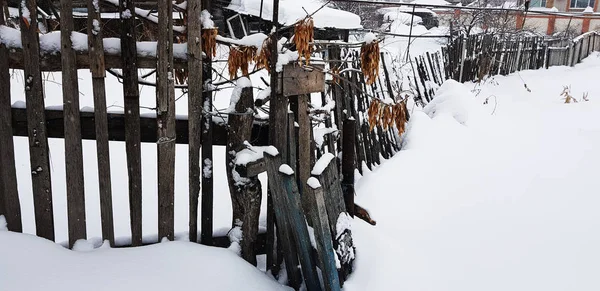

left=411, top=31, right=600, bottom=91
left=0, top=0, right=405, bottom=290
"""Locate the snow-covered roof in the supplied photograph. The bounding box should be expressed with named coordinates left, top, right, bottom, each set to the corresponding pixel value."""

left=409, top=0, right=452, bottom=6
left=377, top=7, right=438, bottom=16
left=226, top=0, right=362, bottom=29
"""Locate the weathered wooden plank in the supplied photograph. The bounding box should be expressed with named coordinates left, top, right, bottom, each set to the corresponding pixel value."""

left=304, top=184, right=341, bottom=291
left=10, top=107, right=269, bottom=146
left=87, top=0, right=115, bottom=247
left=264, top=152, right=302, bottom=289
left=60, top=0, right=87, bottom=248
left=341, top=119, right=355, bottom=217
left=314, top=156, right=354, bottom=284
left=120, top=0, right=142, bottom=247
left=187, top=0, right=203, bottom=244
left=156, top=0, right=176, bottom=242
left=297, top=95, right=312, bottom=212
left=280, top=172, right=322, bottom=291
left=281, top=64, right=325, bottom=97
left=201, top=40, right=214, bottom=247
left=20, top=0, right=54, bottom=241
left=0, top=0, right=22, bottom=233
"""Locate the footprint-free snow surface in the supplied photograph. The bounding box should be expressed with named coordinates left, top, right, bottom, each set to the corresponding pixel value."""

left=345, top=53, right=600, bottom=291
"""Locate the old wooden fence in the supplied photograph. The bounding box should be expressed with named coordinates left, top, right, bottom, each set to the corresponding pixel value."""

left=0, top=1, right=403, bottom=290
left=410, top=31, right=600, bottom=99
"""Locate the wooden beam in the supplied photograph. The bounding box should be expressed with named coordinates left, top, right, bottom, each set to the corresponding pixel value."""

left=10, top=107, right=270, bottom=146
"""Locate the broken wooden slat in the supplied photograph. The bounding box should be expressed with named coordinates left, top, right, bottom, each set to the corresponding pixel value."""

left=305, top=183, right=341, bottom=291
left=0, top=0, right=22, bottom=233
left=157, top=0, right=176, bottom=242
left=280, top=172, right=322, bottom=291
left=314, top=155, right=355, bottom=284
left=187, top=0, right=203, bottom=243
left=264, top=152, right=302, bottom=289
left=120, top=0, right=143, bottom=247
left=61, top=0, right=87, bottom=248
left=87, top=0, right=115, bottom=247
left=19, top=0, right=54, bottom=241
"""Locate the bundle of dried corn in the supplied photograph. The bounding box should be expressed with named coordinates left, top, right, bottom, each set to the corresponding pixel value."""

left=293, top=17, right=314, bottom=65
left=228, top=46, right=258, bottom=78
left=367, top=99, right=408, bottom=134
left=360, top=39, right=380, bottom=85
left=255, top=37, right=273, bottom=72
left=202, top=28, right=218, bottom=58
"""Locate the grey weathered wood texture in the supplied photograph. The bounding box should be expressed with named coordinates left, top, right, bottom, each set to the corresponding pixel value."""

left=264, top=152, right=302, bottom=290
left=304, top=185, right=341, bottom=291
left=20, top=0, right=55, bottom=241
left=187, top=0, right=203, bottom=243
left=87, top=0, right=115, bottom=247
left=120, top=0, right=143, bottom=246
left=157, top=0, right=176, bottom=241
left=226, top=85, right=262, bottom=265
left=61, top=0, right=87, bottom=248
left=0, top=0, right=22, bottom=232
left=281, top=64, right=325, bottom=97
left=280, top=172, right=322, bottom=291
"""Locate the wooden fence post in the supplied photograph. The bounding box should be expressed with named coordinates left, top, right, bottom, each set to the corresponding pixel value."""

left=87, top=0, right=115, bottom=247
left=120, top=0, right=143, bottom=246
left=61, top=0, right=87, bottom=248
left=20, top=0, right=54, bottom=241
left=200, top=0, right=214, bottom=247
left=187, top=0, right=203, bottom=243
left=157, top=0, right=176, bottom=241
left=0, top=0, right=22, bottom=233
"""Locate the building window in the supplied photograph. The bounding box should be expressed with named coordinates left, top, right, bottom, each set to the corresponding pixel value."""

left=530, top=0, right=547, bottom=7
left=570, top=0, right=595, bottom=8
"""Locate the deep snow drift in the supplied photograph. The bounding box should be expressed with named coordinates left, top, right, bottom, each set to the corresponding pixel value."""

left=0, top=230, right=290, bottom=291
left=345, top=53, right=600, bottom=291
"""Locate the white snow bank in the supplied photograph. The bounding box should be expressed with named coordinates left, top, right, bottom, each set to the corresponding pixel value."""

left=0, top=231, right=291, bottom=291
left=345, top=54, right=600, bottom=291
left=422, top=79, right=487, bottom=126
left=227, top=0, right=361, bottom=29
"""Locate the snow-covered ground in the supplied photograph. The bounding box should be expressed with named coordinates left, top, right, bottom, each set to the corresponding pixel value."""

left=0, top=230, right=290, bottom=291
left=345, top=53, right=600, bottom=291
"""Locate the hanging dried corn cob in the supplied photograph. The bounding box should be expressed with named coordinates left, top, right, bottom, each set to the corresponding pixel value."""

left=228, top=46, right=257, bottom=79
left=202, top=28, right=218, bottom=58
left=360, top=38, right=380, bottom=85
left=255, top=37, right=273, bottom=72
left=293, top=17, right=314, bottom=65
left=367, top=99, right=409, bottom=135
